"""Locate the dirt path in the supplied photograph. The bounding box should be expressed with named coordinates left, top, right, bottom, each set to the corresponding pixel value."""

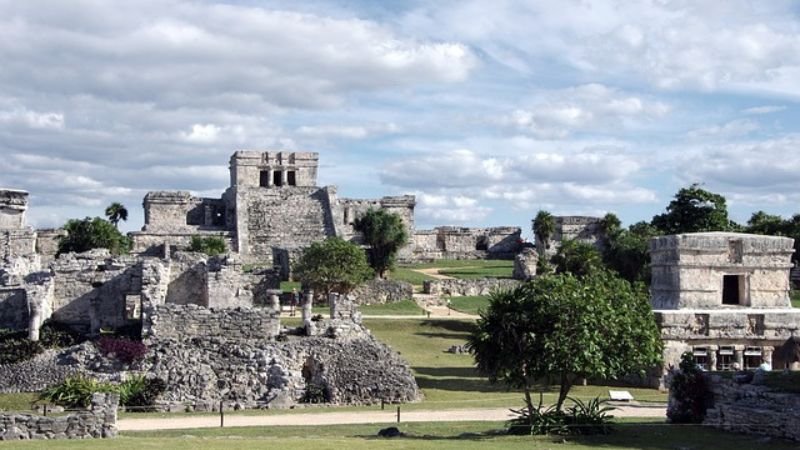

left=118, top=405, right=665, bottom=431
left=412, top=267, right=455, bottom=280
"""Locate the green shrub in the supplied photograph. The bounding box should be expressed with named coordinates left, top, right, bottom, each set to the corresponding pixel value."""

left=39, top=322, right=85, bottom=348
left=508, top=396, right=615, bottom=436
left=667, top=352, right=711, bottom=423
left=0, top=338, right=43, bottom=365
left=300, top=383, right=329, bottom=404
left=39, top=375, right=166, bottom=410
left=189, top=236, right=227, bottom=256
left=39, top=376, right=116, bottom=408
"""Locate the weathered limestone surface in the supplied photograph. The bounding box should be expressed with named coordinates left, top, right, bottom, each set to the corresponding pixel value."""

left=350, top=279, right=414, bottom=305
left=702, top=375, right=800, bottom=441
left=147, top=304, right=281, bottom=341
left=0, top=349, right=80, bottom=393
left=0, top=189, right=28, bottom=230
left=0, top=393, right=118, bottom=440
left=411, top=226, right=521, bottom=261
left=423, top=278, right=520, bottom=297
left=512, top=247, right=537, bottom=280
left=650, top=232, right=794, bottom=309
left=34, top=228, right=66, bottom=264
left=534, top=215, right=605, bottom=256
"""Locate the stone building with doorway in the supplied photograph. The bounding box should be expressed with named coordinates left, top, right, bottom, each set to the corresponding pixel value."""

left=650, top=232, right=800, bottom=377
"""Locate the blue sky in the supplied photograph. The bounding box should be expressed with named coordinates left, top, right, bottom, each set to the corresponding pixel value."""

left=1, top=1, right=800, bottom=238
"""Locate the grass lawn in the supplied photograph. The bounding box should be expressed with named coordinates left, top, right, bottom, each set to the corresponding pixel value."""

left=280, top=281, right=302, bottom=293
left=447, top=296, right=489, bottom=315
left=5, top=420, right=798, bottom=449
left=360, top=300, right=425, bottom=316
left=364, top=319, right=668, bottom=408
left=388, top=267, right=435, bottom=286
left=0, top=392, right=37, bottom=412
left=438, top=261, right=514, bottom=279
left=402, top=260, right=513, bottom=270
left=791, top=289, right=800, bottom=308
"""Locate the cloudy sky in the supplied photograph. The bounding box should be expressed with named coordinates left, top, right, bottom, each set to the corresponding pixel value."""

left=2, top=0, right=800, bottom=236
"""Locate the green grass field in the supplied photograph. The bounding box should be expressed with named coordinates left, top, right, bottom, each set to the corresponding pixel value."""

left=388, top=267, right=436, bottom=286
left=4, top=420, right=798, bottom=449
left=438, top=261, right=514, bottom=279
left=447, top=296, right=490, bottom=315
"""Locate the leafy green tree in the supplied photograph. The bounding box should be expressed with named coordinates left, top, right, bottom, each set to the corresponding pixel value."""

left=354, top=208, right=408, bottom=278
left=293, top=237, right=373, bottom=299
left=533, top=210, right=555, bottom=257
left=468, top=271, right=662, bottom=412
left=551, top=239, right=603, bottom=277
left=599, top=212, right=621, bottom=237
left=188, top=236, right=227, bottom=256
left=602, top=221, right=661, bottom=284
left=58, top=217, right=131, bottom=256
left=745, top=211, right=800, bottom=266
left=104, top=202, right=129, bottom=229
left=651, top=184, right=735, bottom=234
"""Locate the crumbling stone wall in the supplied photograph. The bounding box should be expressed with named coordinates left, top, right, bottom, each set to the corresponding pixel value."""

left=350, top=279, right=414, bottom=305
left=512, top=247, right=537, bottom=280
left=423, top=278, right=520, bottom=297
left=702, top=375, right=800, bottom=441
left=146, top=304, right=280, bottom=341
left=34, top=228, right=66, bottom=264
left=0, top=393, right=118, bottom=440
left=535, top=216, right=605, bottom=257
left=411, top=226, right=521, bottom=261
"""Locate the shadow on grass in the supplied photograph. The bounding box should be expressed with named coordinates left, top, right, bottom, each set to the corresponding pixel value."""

left=415, top=376, right=510, bottom=393
left=414, top=367, right=480, bottom=378
left=419, top=320, right=477, bottom=333
left=358, top=423, right=800, bottom=450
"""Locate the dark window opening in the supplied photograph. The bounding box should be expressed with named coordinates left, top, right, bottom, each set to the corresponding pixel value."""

left=722, top=275, right=743, bottom=305
left=273, top=170, right=283, bottom=187
left=476, top=237, right=489, bottom=251
left=744, top=347, right=762, bottom=369
left=718, top=347, right=735, bottom=370
left=287, top=171, right=296, bottom=186
left=260, top=170, right=270, bottom=187
left=692, top=347, right=709, bottom=370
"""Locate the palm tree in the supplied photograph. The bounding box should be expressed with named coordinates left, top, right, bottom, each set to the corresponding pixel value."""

left=533, top=210, right=555, bottom=257
left=105, top=202, right=128, bottom=229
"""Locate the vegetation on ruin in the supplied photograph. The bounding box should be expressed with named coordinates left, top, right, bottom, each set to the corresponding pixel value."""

left=57, top=216, right=131, bottom=256
left=39, top=375, right=165, bottom=410
left=467, top=272, right=662, bottom=419
left=104, top=202, right=128, bottom=229
left=188, top=235, right=227, bottom=256
left=533, top=210, right=555, bottom=255
left=354, top=208, right=409, bottom=278
left=293, top=237, right=373, bottom=298
left=0, top=322, right=85, bottom=365
left=651, top=183, right=736, bottom=234
left=551, top=239, right=603, bottom=277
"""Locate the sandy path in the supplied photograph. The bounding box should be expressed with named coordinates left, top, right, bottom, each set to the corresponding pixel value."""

left=412, top=267, right=455, bottom=280
left=118, top=405, right=665, bottom=431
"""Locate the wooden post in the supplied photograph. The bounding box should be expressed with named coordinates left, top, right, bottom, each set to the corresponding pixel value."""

left=220, top=401, right=224, bottom=427
left=396, top=406, right=400, bottom=423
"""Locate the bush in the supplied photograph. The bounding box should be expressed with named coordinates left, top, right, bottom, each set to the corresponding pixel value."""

left=300, top=383, right=329, bottom=404
left=96, top=336, right=147, bottom=364
left=0, top=337, right=43, bottom=365
left=39, top=375, right=166, bottom=410
left=508, top=396, right=615, bottom=436
left=189, top=236, right=227, bottom=256
left=39, top=375, right=116, bottom=408
left=667, top=352, right=711, bottom=423
left=39, top=322, right=85, bottom=348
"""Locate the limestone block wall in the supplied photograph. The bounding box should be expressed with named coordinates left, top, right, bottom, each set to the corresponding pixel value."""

left=410, top=226, right=522, bottom=261
left=423, top=278, right=521, bottom=297
left=0, top=287, right=27, bottom=329
left=656, top=310, right=800, bottom=342
left=535, top=216, right=604, bottom=256
left=0, top=229, right=36, bottom=261
left=337, top=195, right=416, bottom=260
left=702, top=375, right=800, bottom=441
left=0, top=189, right=28, bottom=230
left=49, top=251, right=142, bottom=332
left=147, top=304, right=280, bottom=341
left=0, top=393, right=118, bottom=440
left=650, top=233, right=795, bottom=309
left=350, top=279, right=414, bottom=305
left=234, top=186, right=334, bottom=261
left=230, top=151, right=319, bottom=188
left=35, top=228, right=66, bottom=264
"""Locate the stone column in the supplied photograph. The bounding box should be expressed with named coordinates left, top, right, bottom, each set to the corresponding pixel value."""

left=204, top=204, right=213, bottom=226
left=762, top=346, right=774, bottom=369
left=707, top=347, right=718, bottom=371
left=269, top=292, right=280, bottom=312
left=281, top=170, right=288, bottom=186
left=734, top=347, right=745, bottom=371
left=266, top=167, right=273, bottom=187
left=329, top=292, right=339, bottom=319
left=302, top=289, right=315, bottom=335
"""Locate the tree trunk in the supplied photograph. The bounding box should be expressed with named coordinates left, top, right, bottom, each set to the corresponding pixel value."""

left=523, top=381, right=535, bottom=431
left=556, top=372, right=573, bottom=411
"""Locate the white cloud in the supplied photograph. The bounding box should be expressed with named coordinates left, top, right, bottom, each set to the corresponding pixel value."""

left=687, top=119, right=760, bottom=138
left=0, top=108, right=64, bottom=130
left=182, top=124, right=221, bottom=143
left=742, top=105, right=786, bottom=115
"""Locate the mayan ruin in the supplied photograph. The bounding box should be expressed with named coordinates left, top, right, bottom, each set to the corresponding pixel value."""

left=2, top=0, right=800, bottom=447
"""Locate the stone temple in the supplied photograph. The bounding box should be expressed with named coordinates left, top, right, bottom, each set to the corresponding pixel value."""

left=131, top=150, right=522, bottom=269
left=651, top=232, right=800, bottom=377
